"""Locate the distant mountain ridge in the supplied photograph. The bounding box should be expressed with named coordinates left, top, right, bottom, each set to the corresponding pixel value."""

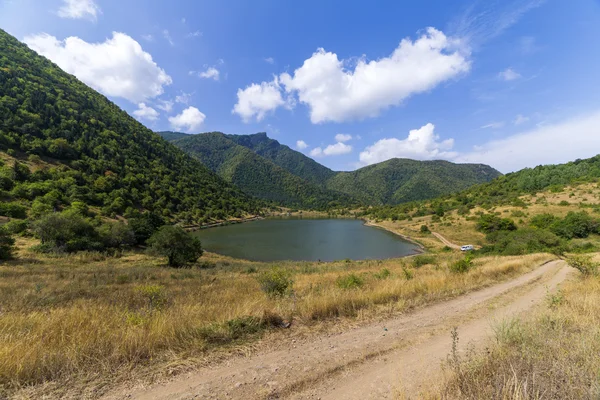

left=160, top=131, right=502, bottom=207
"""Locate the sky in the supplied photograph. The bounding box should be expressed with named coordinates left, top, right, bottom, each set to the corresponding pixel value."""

left=1, top=0, right=600, bottom=173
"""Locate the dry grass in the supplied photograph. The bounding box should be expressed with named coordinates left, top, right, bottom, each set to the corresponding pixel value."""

left=0, top=236, right=555, bottom=398
left=428, top=259, right=600, bottom=399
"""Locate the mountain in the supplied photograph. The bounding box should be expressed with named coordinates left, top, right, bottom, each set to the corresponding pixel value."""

left=327, top=158, right=502, bottom=204
left=162, top=131, right=501, bottom=206
left=225, top=132, right=337, bottom=185
left=0, top=29, right=258, bottom=224
left=166, top=132, right=355, bottom=209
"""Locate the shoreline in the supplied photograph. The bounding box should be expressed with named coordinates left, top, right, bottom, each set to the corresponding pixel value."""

left=362, top=219, right=427, bottom=254
left=183, top=215, right=264, bottom=231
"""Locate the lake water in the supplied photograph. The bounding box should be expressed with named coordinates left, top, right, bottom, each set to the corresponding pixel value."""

left=193, top=218, right=421, bottom=262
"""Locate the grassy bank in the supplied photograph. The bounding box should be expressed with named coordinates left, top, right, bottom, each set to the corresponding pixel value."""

left=427, top=254, right=600, bottom=399
left=0, top=237, right=554, bottom=398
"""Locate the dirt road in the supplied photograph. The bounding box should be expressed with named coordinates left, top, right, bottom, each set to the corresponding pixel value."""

left=431, top=232, right=461, bottom=249
left=106, top=260, right=571, bottom=400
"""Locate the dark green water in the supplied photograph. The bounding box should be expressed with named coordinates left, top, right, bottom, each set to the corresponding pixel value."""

left=193, top=218, right=421, bottom=262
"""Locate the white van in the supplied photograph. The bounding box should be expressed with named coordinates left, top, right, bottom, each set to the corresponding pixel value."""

left=460, top=245, right=474, bottom=252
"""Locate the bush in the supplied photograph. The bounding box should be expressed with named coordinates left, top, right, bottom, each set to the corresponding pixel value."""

left=550, top=211, right=599, bottom=239
left=412, top=254, right=436, bottom=268
left=336, top=273, right=364, bottom=289
left=0, top=228, right=15, bottom=260
left=129, top=212, right=165, bottom=245
left=566, top=255, right=598, bottom=276
left=147, top=225, right=203, bottom=267
left=420, top=225, right=431, bottom=234
left=402, top=267, right=414, bottom=280
left=2, top=219, right=29, bottom=235
left=482, top=228, right=564, bottom=256
left=98, top=222, right=136, bottom=249
left=0, top=202, right=27, bottom=218
left=476, top=214, right=517, bottom=234
left=32, top=212, right=102, bottom=252
left=374, top=268, right=391, bottom=280
left=257, top=268, right=294, bottom=297
left=450, top=254, right=473, bottom=273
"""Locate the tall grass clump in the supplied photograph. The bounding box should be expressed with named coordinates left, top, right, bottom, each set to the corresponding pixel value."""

left=256, top=267, right=294, bottom=297
left=449, top=254, right=473, bottom=274
left=566, top=254, right=599, bottom=276
left=336, top=273, right=364, bottom=289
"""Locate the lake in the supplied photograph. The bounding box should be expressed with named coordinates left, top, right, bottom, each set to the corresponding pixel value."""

left=193, top=218, right=421, bottom=262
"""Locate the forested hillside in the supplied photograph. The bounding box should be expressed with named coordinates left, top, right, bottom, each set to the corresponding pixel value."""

left=0, top=29, right=258, bottom=224
left=327, top=158, right=501, bottom=205
left=167, top=132, right=356, bottom=209
left=226, top=132, right=337, bottom=185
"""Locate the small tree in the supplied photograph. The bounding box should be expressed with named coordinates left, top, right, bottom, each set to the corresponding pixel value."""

left=0, top=228, right=15, bottom=260
left=147, top=225, right=203, bottom=267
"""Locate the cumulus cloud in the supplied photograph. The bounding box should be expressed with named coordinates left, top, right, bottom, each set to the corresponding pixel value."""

left=309, top=147, right=323, bottom=157
left=24, top=32, right=172, bottom=103
left=278, top=27, right=470, bottom=123
left=175, top=92, right=192, bottom=104
left=498, top=67, right=521, bottom=81
left=156, top=99, right=174, bottom=113
left=309, top=141, right=353, bottom=158
left=296, top=140, right=308, bottom=150
left=133, top=103, right=159, bottom=121
left=359, top=123, right=456, bottom=165
left=192, top=67, right=220, bottom=81
left=456, top=110, right=600, bottom=173
left=232, top=78, right=286, bottom=122
left=168, top=106, right=206, bottom=133
left=57, top=0, right=100, bottom=20
left=335, top=134, right=352, bottom=142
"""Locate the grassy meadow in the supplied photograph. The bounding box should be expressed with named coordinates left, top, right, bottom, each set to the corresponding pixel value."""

left=0, top=235, right=554, bottom=398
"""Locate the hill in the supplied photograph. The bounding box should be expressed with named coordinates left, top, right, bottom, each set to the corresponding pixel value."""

left=167, top=132, right=355, bottom=209
left=225, top=132, right=337, bottom=185
left=0, top=29, right=258, bottom=224
left=327, top=158, right=501, bottom=205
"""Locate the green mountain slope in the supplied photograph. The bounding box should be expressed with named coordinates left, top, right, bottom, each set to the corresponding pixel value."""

left=0, top=29, right=258, bottom=223
left=167, top=132, right=355, bottom=209
left=225, top=132, right=337, bottom=185
left=327, top=159, right=502, bottom=205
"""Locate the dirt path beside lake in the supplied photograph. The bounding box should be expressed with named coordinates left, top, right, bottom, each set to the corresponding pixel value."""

left=105, top=259, right=572, bottom=400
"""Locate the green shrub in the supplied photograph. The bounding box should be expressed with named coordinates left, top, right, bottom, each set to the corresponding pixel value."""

left=420, top=225, right=431, bottom=234
left=412, top=254, right=436, bottom=268
left=450, top=254, right=474, bottom=273
left=566, top=255, right=598, bottom=277
left=257, top=268, right=294, bottom=297
left=135, top=284, right=168, bottom=311
left=374, top=268, right=391, bottom=280
left=147, top=225, right=203, bottom=267
left=32, top=212, right=102, bottom=253
left=482, top=228, right=564, bottom=256
left=476, top=214, right=517, bottom=233
left=0, top=202, right=27, bottom=218
left=0, top=227, right=15, bottom=260
left=402, top=267, right=414, bottom=280
left=98, top=222, right=136, bottom=249
left=336, top=273, right=364, bottom=289
left=2, top=219, right=29, bottom=235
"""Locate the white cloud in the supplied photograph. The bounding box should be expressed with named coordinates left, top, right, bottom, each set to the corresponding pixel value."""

left=57, top=0, right=100, bottom=20
left=168, top=106, right=206, bottom=133
left=232, top=78, right=286, bottom=123
left=481, top=121, right=505, bottom=129
left=359, top=123, right=456, bottom=165
left=186, top=31, right=202, bottom=38
left=175, top=92, right=192, bottom=104
left=195, top=67, right=220, bottom=81
left=278, top=27, right=470, bottom=123
left=133, top=103, right=159, bottom=121
left=264, top=57, right=275, bottom=64
left=310, top=147, right=323, bottom=157
left=498, top=67, right=521, bottom=81
left=156, top=99, right=174, bottom=113
left=335, top=133, right=352, bottom=142
left=323, top=142, right=352, bottom=156
left=141, top=34, right=153, bottom=42
left=296, top=140, right=308, bottom=150
left=514, top=114, right=529, bottom=125
left=24, top=32, right=172, bottom=103
left=456, top=110, right=600, bottom=173
left=163, top=30, right=174, bottom=46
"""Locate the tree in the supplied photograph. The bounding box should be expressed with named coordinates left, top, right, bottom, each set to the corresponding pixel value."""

left=0, top=228, right=15, bottom=260
left=32, top=212, right=101, bottom=252
left=147, top=225, right=203, bottom=267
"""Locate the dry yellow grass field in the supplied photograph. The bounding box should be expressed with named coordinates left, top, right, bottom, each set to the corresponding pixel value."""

left=425, top=254, right=600, bottom=399
left=0, top=236, right=554, bottom=398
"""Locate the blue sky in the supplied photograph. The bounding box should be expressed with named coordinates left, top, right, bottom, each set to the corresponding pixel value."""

left=2, top=0, right=600, bottom=173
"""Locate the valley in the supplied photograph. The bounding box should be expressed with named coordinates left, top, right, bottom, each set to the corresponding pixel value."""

left=0, top=14, right=599, bottom=400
